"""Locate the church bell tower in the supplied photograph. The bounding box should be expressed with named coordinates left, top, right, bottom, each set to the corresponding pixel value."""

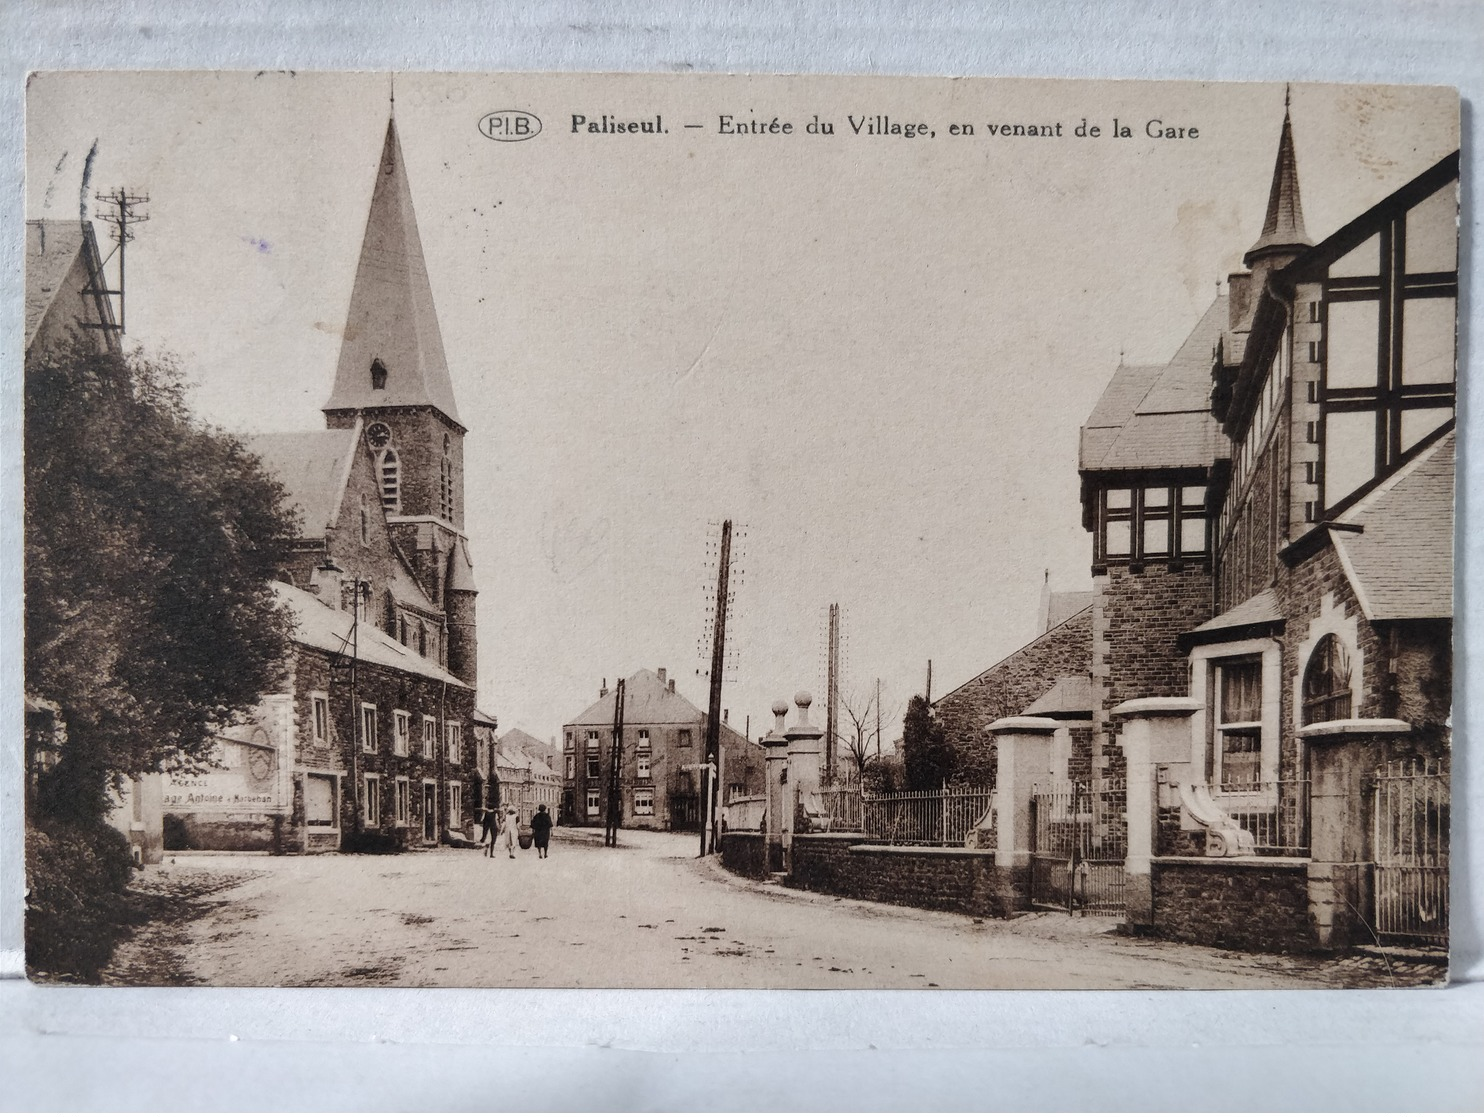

left=323, top=115, right=478, bottom=686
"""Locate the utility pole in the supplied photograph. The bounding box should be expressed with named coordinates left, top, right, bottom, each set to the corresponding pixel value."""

left=702, top=520, right=733, bottom=856
left=825, top=603, right=840, bottom=787
left=925, top=659, right=933, bottom=706
left=90, top=188, right=149, bottom=336
left=605, top=677, right=625, bottom=847
left=875, top=677, right=882, bottom=761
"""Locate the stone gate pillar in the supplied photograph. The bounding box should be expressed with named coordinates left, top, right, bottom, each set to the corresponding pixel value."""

left=761, top=699, right=790, bottom=874
left=986, top=716, right=1058, bottom=914
left=1111, top=697, right=1200, bottom=932
left=783, top=691, right=824, bottom=866
left=1299, top=718, right=1412, bottom=949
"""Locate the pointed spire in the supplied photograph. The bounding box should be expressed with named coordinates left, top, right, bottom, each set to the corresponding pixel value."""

left=1245, top=98, right=1311, bottom=265
left=323, top=117, right=463, bottom=426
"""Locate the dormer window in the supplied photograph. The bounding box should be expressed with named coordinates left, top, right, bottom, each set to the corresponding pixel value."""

left=370, top=359, right=388, bottom=391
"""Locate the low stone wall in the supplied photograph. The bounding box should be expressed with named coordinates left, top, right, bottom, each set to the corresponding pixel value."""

left=1152, top=856, right=1314, bottom=953
left=787, top=834, right=1008, bottom=917
left=720, top=830, right=770, bottom=880
left=164, top=813, right=287, bottom=853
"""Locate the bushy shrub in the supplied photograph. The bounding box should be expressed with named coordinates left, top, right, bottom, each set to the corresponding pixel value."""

left=25, top=819, right=136, bottom=982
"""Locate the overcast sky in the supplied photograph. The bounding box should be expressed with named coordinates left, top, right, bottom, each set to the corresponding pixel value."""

left=25, top=72, right=1458, bottom=746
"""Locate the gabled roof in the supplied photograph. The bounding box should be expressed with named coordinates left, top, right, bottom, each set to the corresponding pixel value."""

left=1183, top=588, right=1284, bottom=648
left=566, top=669, right=707, bottom=728
left=1330, top=432, right=1454, bottom=621
left=499, top=728, right=549, bottom=755
left=1041, top=590, right=1095, bottom=633
left=25, top=219, right=117, bottom=354
left=323, top=118, right=462, bottom=426
left=1080, top=299, right=1226, bottom=473
left=273, top=581, right=470, bottom=688
left=243, top=425, right=360, bottom=538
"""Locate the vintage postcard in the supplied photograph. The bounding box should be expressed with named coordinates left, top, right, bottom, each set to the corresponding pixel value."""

left=21, top=72, right=1457, bottom=989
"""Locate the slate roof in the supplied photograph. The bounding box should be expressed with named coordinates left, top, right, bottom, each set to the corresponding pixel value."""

left=1080, top=299, right=1227, bottom=473
left=323, top=118, right=462, bottom=425
left=243, top=426, right=360, bottom=537
left=25, top=220, right=86, bottom=349
left=566, top=669, right=707, bottom=728
left=273, top=581, right=469, bottom=688
left=1021, top=675, right=1093, bottom=718
left=1042, top=590, right=1095, bottom=633
left=1247, top=110, right=1312, bottom=260
left=1331, top=432, right=1454, bottom=621
left=1189, top=588, right=1284, bottom=634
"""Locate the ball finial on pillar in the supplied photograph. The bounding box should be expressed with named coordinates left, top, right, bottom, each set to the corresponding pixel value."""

left=771, top=699, right=789, bottom=735
left=794, top=690, right=814, bottom=726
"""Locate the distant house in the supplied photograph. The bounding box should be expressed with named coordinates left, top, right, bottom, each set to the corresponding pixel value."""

left=495, top=729, right=563, bottom=825
left=560, top=668, right=764, bottom=830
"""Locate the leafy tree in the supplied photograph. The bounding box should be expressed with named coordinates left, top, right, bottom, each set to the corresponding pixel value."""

left=901, top=694, right=955, bottom=790
left=25, top=339, right=299, bottom=821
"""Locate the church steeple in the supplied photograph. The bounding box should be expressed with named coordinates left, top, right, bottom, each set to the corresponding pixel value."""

left=323, top=117, right=463, bottom=427
left=1244, top=94, right=1312, bottom=267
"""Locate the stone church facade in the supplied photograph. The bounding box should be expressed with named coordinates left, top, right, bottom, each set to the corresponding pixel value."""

left=164, top=116, right=487, bottom=853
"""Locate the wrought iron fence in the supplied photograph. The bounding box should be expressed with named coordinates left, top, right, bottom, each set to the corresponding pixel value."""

left=855, top=785, right=994, bottom=846
left=1372, top=757, right=1449, bottom=946
left=1030, top=776, right=1127, bottom=914
left=810, top=785, right=864, bottom=833
left=1211, top=778, right=1311, bottom=856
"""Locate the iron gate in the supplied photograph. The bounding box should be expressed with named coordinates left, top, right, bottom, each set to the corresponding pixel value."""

left=1030, top=777, right=1127, bottom=915
left=1372, top=757, right=1449, bottom=946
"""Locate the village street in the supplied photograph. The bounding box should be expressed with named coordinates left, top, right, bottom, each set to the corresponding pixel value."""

left=104, top=829, right=1436, bottom=989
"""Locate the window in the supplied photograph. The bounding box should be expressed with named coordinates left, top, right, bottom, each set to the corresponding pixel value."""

left=305, top=774, right=337, bottom=828
left=634, top=789, right=654, bottom=816
left=677, top=728, right=693, bottom=751
left=1302, top=634, right=1354, bottom=725
left=586, top=789, right=601, bottom=817
left=565, top=753, right=575, bottom=779
left=422, top=715, right=437, bottom=758
left=363, top=775, right=381, bottom=826
left=359, top=493, right=370, bottom=545
left=447, top=782, right=462, bottom=829
left=1321, top=184, right=1457, bottom=513
left=637, top=750, right=651, bottom=779
left=440, top=434, right=454, bottom=521
left=360, top=704, right=377, bottom=753
left=370, top=358, right=388, bottom=390
left=1213, top=659, right=1262, bottom=788
left=394, top=777, right=411, bottom=826
left=311, top=694, right=329, bottom=746
left=1099, top=483, right=1207, bottom=563
left=445, top=722, right=463, bottom=765
left=378, top=448, right=401, bottom=513
left=393, top=710, right=410, bottom=756
left=384, top=590, right=397, bottom=635
left=587, top=753, right=601, bottom=780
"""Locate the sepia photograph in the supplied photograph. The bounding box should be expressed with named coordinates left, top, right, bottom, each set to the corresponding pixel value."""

left=21, top=71, right=1458, bottom=991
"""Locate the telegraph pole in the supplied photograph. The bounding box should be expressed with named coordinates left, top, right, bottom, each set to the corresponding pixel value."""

left=701, top=519, right=732, bottom=856
left=605, top=677, right=625, bottom=847
left=91, top=188, right=149, bottom=335
left=825, top=603, right=840, bottom=786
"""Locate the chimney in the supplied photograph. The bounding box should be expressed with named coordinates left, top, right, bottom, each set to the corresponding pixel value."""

left=668, top=679, right=675, bottom=693
left=600, top=678, right=609, bottom=698
left=657, top=667, right=667, bottom=685
left=1228, top=272, right=1252, bottom=332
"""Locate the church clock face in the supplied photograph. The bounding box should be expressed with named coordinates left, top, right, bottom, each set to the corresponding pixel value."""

left=366, top=422, right=392, bottom=449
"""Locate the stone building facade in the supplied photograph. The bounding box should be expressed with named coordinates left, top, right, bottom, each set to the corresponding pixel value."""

left=560, top=669, right=764, bottom=830
left=161, top=116, right=487, bottom=852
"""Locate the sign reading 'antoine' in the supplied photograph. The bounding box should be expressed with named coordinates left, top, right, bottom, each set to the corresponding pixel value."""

left=22, top=72, right=1456, bottom=988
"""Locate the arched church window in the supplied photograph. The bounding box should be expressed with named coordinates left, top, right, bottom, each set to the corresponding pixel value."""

left=439, top=433, right=454, bottom=521
left=1302, top=634, right=1353, bottom=725
left=359, top=493, right=370, bottom=545
left=377, top=448, right=401, bottom=513
left=418, top=622, right=427, bottom=657
left=384, top=590, right=397, bottom=635
left=370, top=359, right=388, bottom=391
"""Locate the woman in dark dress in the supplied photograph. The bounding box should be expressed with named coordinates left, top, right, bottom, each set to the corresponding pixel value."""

left=530, top=804, right=553, bottom=858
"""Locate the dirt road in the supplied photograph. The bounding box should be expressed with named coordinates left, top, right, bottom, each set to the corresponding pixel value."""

left=105, top=828, right=1440, bottom=988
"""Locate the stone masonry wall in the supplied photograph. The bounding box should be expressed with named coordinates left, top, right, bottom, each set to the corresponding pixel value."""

left=787, top=834, right=1002, bottom=917
left=719, top=831, right=770, bottom=880
left=935, top=607, right=1093, bottom=782
left=1152, top=857, right=1314, bottom=953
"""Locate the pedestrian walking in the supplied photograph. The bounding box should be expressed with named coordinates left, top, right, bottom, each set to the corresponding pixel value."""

left=500, top=806, right=519, bottom=859
left=530, top=804, right=553, bottom=858
left=478, top=806, right=497, bottom=857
